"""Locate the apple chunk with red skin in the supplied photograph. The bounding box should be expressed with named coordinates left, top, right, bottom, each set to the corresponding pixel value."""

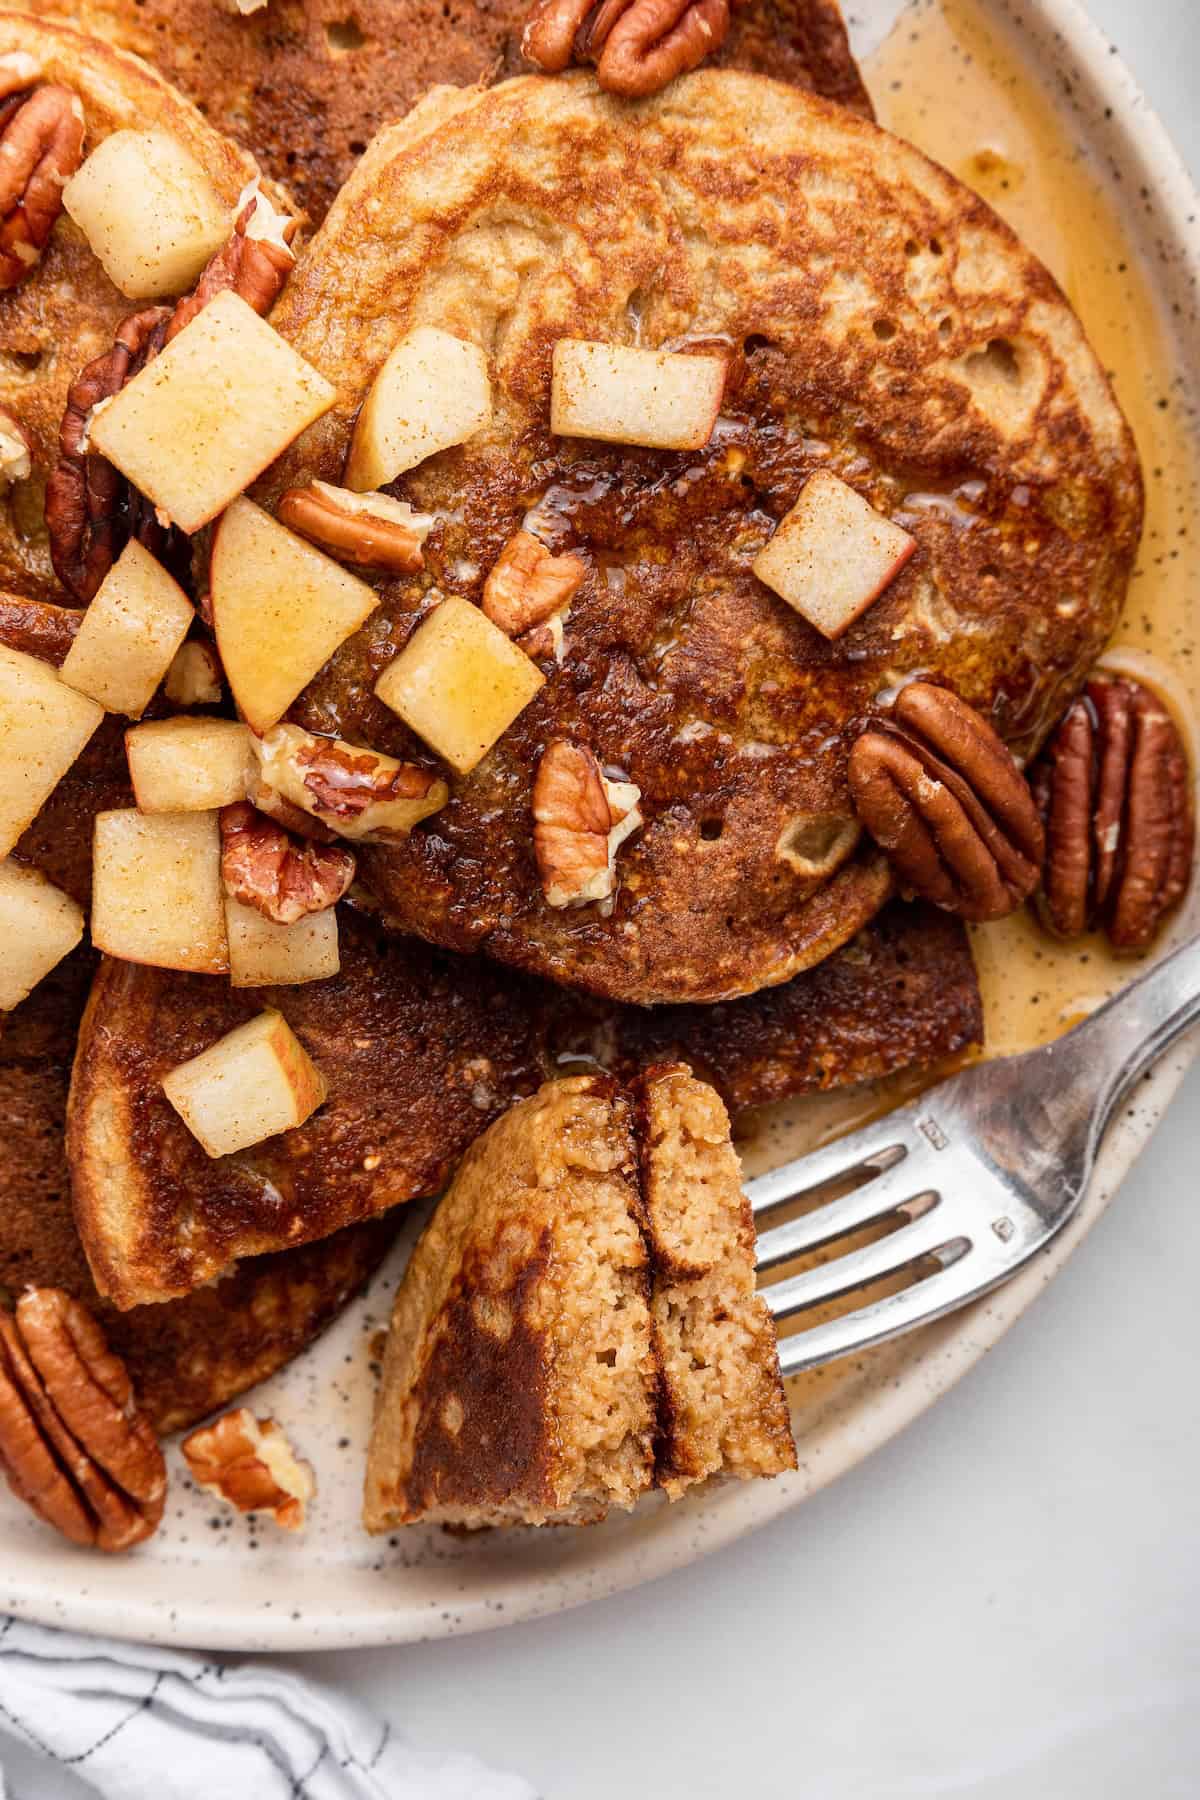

left=550, top=340, right=726, bottom=452
left=211, top=498, right=380, bottom=735
left=752, top=470, right=917, bottom=640
left=89, top=290, right=335, bottom=534
left=91, top=809, right=228, bottom=974
left=0, top=647, right=104, bottom=859
left=126, top=717, right=253, bottom=812
left=161, top=1008, right=328, bottom=1158
left=0, top=863, right=86, bottom=1012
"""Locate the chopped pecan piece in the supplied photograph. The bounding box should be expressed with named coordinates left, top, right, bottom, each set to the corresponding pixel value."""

left=533, top=739, right=642, bottom=909
left=482, top=529, right=585, bottom=640
left=1031, top=674, right=1193, bottom=951
left=523, top=0, right=729, bottom=95
left=0, top=1289, right=166, bottom=1551
left=276, top=480, right=433, bottom=573
left=0, top=83, right=84, bottom=290
left=848, top=681, right=1044, bottom=921
left=220, top=800, right=356, bottom=924
left=0, top=405, right=31, bottom=492
left=250, top=723, right=448, bottom=843
left=181, top=1408, right=313, bottom=1531
left=45, top=186, right=299, bottom=602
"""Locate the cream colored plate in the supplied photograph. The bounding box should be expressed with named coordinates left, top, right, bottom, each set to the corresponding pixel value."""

left=7, top=0, right=1199, bottom=1648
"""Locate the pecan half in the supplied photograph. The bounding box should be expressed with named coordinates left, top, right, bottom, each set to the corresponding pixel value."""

left=533, top=739, right=642, bottom=909
left=523, top=0, right=729, bottom=96
left=181, top=1408, right=313, bottom=1531
left=482, top=529, right=585, bottom=640
left=220, top=800, right=356, bottom=924
left=848, top=681, right=1044, bottom=921
left=276, top=481, right=433, bottom=573
left=45, top=186, right=298, bottom=601
left=0, top=1289, right=166, bottom=1551
left=0, top=84, right=84, bottom=290
left=0, top=405, right=32, bottom=492
left=1032, top=674, right=1193, bottom=951
left=250, top=723, right=448, bottom=843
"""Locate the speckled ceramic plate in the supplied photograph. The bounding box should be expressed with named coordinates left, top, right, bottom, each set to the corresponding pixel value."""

left=7, top=0, right=1199, bottom=1649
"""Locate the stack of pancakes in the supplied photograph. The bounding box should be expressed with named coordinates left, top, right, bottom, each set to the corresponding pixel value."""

left=0, top=0, right=1138, bottom=1454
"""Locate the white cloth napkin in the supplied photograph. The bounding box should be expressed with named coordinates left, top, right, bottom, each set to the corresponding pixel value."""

left=0, top=1619, right=536, bottom=1799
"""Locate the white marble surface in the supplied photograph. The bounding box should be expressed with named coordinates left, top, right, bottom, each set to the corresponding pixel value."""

left=284, top=6, right=1200, bottom=1793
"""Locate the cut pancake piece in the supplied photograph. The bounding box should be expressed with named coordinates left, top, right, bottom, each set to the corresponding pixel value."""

left=639, top=1066, right=795, bottom=1496
left=364, top=1076, right=658, bottom=1530
left=364, top=1070, right=794, bottom=1531
left=0, top=944, right=394, bottom=1435
left=10, top=0, right=872, bottom=223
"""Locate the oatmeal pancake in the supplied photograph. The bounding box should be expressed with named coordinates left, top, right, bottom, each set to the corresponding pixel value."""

left=11, top=0, right=871, bottom=222
left=264, top=72, right=1141, bottom=1004
left=0, top=11, right=288, bottom=604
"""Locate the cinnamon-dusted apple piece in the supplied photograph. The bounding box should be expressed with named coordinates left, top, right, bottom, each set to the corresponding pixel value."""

left=550, top=339, right=726, bottom=451
left=752, top=470, right=916, bottom=640
left=91, top=808, right=229, bottom=973
left=363, top=1068, right=794, bottom=1531
left=0, top=645, right=104, bottom=858
left=224, top=897, right=340, bottom=989
left=345, top=327, right=491, bottom=491
left=0, top=862, right=84, bottom=1011
left=62, top=128, right=230, bottom=298
left=1031, top=673, right=1193, bottom=951
left=126, top=716, right=252, bottom=813
left=161, top=1007, right=328, bottom=1159
left=59, top=540, right=194, bottom=718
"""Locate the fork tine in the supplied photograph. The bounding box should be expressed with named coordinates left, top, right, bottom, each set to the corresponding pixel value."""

left=763, top=1200, right=961, bottom=1321
left=744, top=1117, right=913, bottom=1218
left=775, top=1242, right=992, bottom=1376
left=755, top=1155, right=932, bottom=1269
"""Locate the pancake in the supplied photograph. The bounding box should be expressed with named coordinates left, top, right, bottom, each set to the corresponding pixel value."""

left=0, top=11, right=285, bottom=605
left=263, top=72, right=1141, bottom=1005
left=0, top=942, right=395, bottom=1435
left=11, top=0, right=871, bottom=223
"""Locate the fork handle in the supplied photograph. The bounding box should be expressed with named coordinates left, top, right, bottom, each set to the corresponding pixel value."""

left=1057, top=932, right=1200, bottom=1143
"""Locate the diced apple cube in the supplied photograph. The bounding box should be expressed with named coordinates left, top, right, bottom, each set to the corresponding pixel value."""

left=345, top=326, right=491, bottom=490
left=63, top=129, right=231, bottom=300
left=91, top=809, right=228, bottom=974
left=59, top=541, right=194, bottom=717
left=752, top=470, right=917, bottom=639
left=225, top=896, right=340, bottom=987
left=374, top=595, right=544, bottom=776
left=165, top=640, right=224, bottom=707
left=211, top=498, right=380, bottom=734
left=126, top=717, right=252, bottom=812
left=0, top=863, right=85, bottom=1011
left=89, top=290, right=336, bottom=534
left=0, top=647, right=104, bottom=859
left=550, top=340, right=726, bottom=452
left=161, top=1008, right=328, bottom=1157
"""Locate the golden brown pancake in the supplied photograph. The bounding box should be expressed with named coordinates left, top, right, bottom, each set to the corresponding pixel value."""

left=362, top=1068, right=794, bottom=1531
left=265, top=72, right=1141, bottom=1005
left=12, top=0, right=871, bottom=223
left=0, top=11, right=285, bottom=604
left=0, top=943, right=395, bottom=1434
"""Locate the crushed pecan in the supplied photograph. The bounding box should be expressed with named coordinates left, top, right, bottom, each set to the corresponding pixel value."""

left=1031, top=674, right=1193, bottom=951
left=482, top=529, right=585, bottom=641
left=533, top=739, right=642, bottom=909
left=45, top=185, right=298, bottom=602
left=220, top=800, right=356, bottom=924
left=523, top=0, right=729, bottom=95
left=0, top=83, right=84, bottom=290
left=0, top=405, right=31, bottom=492
left=848, top=681, right=1044, bottom=921
left=276, top=481, right=433, bottom=573
left=250, top=723, right=448, bottom=843
left=0, top=1289, right=166, bottom=1551
left=181, top=1408, right=313, bottom=1531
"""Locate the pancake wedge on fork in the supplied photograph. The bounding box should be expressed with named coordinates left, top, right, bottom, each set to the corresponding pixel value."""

left=263, top=71, right=1140, bottom=1006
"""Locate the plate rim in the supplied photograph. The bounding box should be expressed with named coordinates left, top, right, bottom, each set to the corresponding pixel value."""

left=9, top=0, right=1200, bottom=1650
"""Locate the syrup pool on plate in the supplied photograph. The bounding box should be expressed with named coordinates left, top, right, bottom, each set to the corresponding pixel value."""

left=741, top=0, right=1200, bottom=1177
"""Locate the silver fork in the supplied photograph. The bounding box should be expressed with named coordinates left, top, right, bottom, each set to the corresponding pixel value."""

left=749, top=932, right=1200, bottom=1376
